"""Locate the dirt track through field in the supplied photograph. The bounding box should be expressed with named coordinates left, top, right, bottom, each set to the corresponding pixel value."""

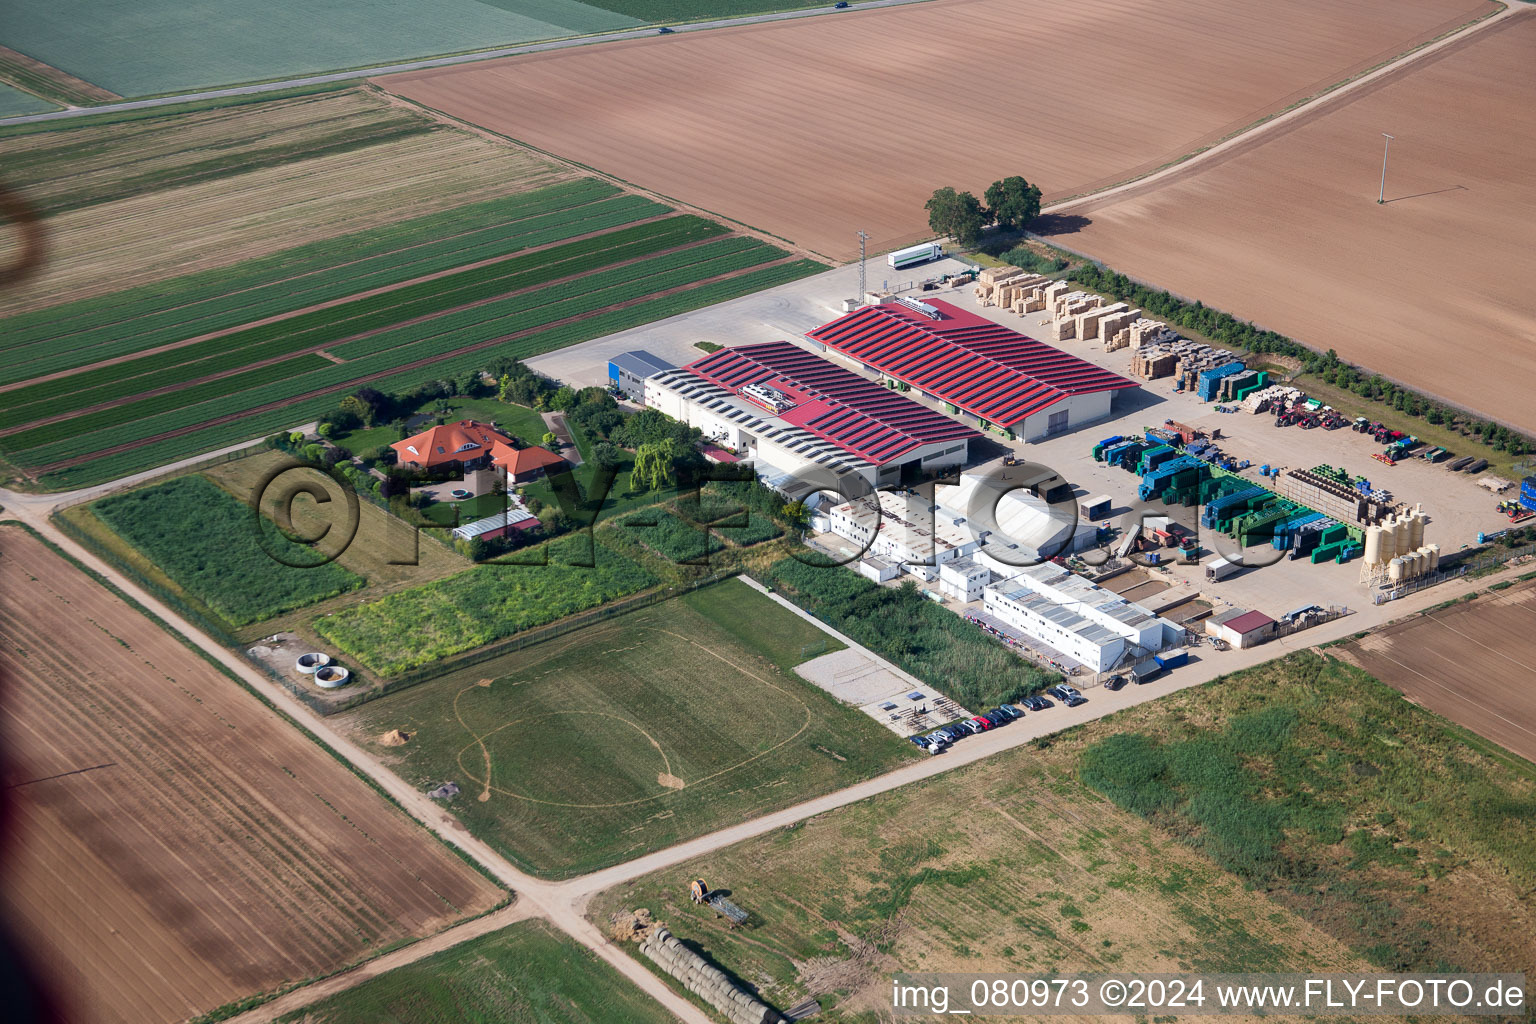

left=27, top=254, right=801, bottom=476
left=379, top=0, right=1495, bottom=260
left=1041, top=9, right=1536, bottom=434
left=0, top=222, right=722, bottom=432
left=0, top=526, right=502, bottom=1024
left=1337, top=578, right=1536, bottom=766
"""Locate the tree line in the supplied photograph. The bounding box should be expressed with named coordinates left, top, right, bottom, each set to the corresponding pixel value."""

left=924, top=176, right=1043, bottom=246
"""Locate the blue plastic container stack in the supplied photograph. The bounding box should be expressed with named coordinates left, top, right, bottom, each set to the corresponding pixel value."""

left=1197, top=362, right=1246, bottom=401
left=1202, top=485, right=1268, bottom=529
left=1521, top=475, right=1536, bottom=512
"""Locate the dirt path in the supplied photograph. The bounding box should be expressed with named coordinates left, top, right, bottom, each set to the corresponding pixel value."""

left=0, top=204, right=667, bottom=396
left=223, top=901, right=536, bottom=1024
left=0, top=226, right=725, bottom=435
left=1040, top=2, right=1517, bottom=217
left=5, top=475, right=1533, bottom=1023
left=27, top=254, right=800, bottom=476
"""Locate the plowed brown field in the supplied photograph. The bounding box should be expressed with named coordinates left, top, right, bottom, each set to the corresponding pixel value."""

left=1337, top=576, right=1536, bottom=766
left=1046, top=10, right=1536, bottom=433
left=0, top=525, right=501, bottom=1024
left=380, top=0, right=1495, bottom=260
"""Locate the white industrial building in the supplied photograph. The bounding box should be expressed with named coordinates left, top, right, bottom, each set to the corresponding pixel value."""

left=982, top=563, right=1183, bottom=673
left=934, top=470, right=1098, bottom=570
left=823, top=490, right=978, bottom=570
left=938, top=558, right=991, bottom=603
left=644, top=341, right=979, bottom=497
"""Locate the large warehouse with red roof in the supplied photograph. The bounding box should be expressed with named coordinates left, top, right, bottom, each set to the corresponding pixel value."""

left=645, top=340, right=981, bottom=492
left=807, top=298, right=1139, bottom=441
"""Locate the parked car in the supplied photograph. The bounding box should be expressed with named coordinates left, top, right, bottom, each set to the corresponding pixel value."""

left=1048, top=684, right=1084, bottom=703
left=970, top=715, right=994, bottom=731
left=983, top=710, right=1009, bottom=727
left=907, top=734, right=930, bottom=749
left=1105, top=675, right=1128, bottom=691
left=996, top=704, right=1025, bottom=721
left=956, top=719, right=984, bottom=735
left=1062, top=693, right=1088, bottom=707
left=940, top=726, right=967, bottom=742
left=1021, top=695, right=1052, bottom=711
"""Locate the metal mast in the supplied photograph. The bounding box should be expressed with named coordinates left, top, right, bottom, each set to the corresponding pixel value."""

left=857, top=230, right=869, bottom=303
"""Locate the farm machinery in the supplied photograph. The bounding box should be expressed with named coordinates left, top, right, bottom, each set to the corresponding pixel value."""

left=689, top=879, right=749, bottom=925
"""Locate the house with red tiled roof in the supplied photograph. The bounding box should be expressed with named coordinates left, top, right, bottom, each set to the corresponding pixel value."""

left=491, top=442, right=567, bottom=485
left=391, top=420, right=513, bottom=471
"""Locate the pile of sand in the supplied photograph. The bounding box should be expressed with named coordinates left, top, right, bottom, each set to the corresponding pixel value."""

left=379, top=729, right=411, bottom=747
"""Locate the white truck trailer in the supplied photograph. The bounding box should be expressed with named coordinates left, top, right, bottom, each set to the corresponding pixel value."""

left=888, top=242, right=943, bottom=270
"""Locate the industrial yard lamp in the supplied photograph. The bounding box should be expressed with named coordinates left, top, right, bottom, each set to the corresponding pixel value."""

left=1377, top=133, right=1394, bottom=204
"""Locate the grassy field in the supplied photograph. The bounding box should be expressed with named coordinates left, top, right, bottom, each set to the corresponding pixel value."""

left=0, top=89, right=579, bottom=315
left=591, top=651, right=1536, bottom=1020
left=17, top=256, right=821, bottom=491
left=0, top=86, right=821, bottom=490
left=7, top=0, right=642, bottom=97
left=0, top=82, right=55, bottom=116
left=275, top=919, right=674, bottom=1024
left=337, top=578, right=911, bottom=877
left=314, top=533, right=658, bottom=676
left=90, top=474, right=365, bottom=628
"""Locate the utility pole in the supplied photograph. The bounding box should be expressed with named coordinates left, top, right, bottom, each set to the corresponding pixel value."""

left=857, top=230, right=869, bottom=303
left=1378, top=133, right=1394, bottom=204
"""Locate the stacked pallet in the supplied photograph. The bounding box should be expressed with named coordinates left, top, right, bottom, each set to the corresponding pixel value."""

left=972, top=266, right=1032, bottom=306
left=1277, top=467, right=1400, bottom=527
left=1243, top=384, right=1302, bottom=412
left=1131, top=349, right=1180, bottom=378
left=994, top=273, right=1053, bottom=311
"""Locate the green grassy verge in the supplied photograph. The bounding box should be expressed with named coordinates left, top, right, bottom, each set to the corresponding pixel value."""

left=762, top=556, right=1058, bottom=708
left=91, top=474, right=364, bottom=628
left=272, top=920, right=676, bottom=1024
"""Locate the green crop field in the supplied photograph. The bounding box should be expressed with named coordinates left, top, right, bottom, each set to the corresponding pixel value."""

left=91, top=474, right=364, bottom=628
left=0, top=83, right=56, bottom=117
left=589, top=652, right=1536, bottom=1018
left=6, top=1, right=643, bottom=97
left=338, top=578, right=906, bottom=877
left=5, top=1, right=838, bottom=99
left=18, top=255, right=822, bottom=491
left=274, top=919, right=675, bottom=1024
left=315, top=533, right=658, bottom=675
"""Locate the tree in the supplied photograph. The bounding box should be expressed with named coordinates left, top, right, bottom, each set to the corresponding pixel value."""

left=548, top=386, right=578, bottom=411
left=984, top=176, right=1043, bottom=231
left=924, top=186, right=986, bottom=246
left=541, top=431, right=560, bottom=450
left=288, top=431, right=306, bottom=447
left=781, top=500, right=809, bottom=528
left=317, top=422, right=336, bottom=439
left=592, top=441, right=624, bottom=471
left=633, top=438, right=679, bottom=491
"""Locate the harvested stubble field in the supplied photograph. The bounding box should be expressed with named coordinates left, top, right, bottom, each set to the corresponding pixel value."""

left=337, top=578, right=909, bottom=877
left=274, top=919, right=676, bottom=1024
left=1336, top=578, right=1536, bottom=767
left=592, top=652, right=1536, bottom=1020
left=0, top=88, right=578, bottom=314
left=381, top=0, right=1497, bottom=259
left=1045, top=10, right=1536, bottom=434
left=0, top=525, right=502, bottom=1024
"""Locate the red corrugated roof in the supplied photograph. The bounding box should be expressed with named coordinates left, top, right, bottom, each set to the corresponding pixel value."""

left=1223, top=610, right=1276, bottom=634
left=806, top=299, right=1137, bottom=428
left=682, top=342, right=979, bottom=465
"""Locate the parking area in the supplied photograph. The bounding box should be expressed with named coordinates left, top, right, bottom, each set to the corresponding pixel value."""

left=795, top=647, right=972, bottom=738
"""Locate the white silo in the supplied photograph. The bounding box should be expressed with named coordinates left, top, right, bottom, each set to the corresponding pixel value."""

left=1408, top=509, right=1425, bottom=550
left=1379, top=515, right=1397, bottom=562
left=1394, top=514, right=1412, bottom=555
left=1426, top=543, right=1440, bottom=573
left=1389, top=557, right=1406, bottom=582
left=1364, top=525, right=1383, bottom=565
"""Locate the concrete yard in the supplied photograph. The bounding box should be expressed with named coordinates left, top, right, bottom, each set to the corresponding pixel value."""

left=536, top=253, right=1513, bottom=632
